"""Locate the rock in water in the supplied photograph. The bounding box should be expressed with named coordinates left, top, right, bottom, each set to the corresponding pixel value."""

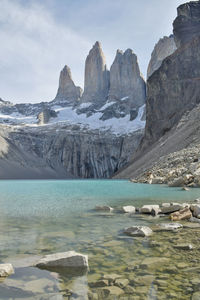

left=54, top=65, right=82, bottom=103
left=170, top=207, right=192, bottom=221
left=35, top=251, right=88, bottom=269
left=81, top=41, right=109, bottom=104
left=123, top=226, right=152, bottom=237
left=173, top=1, right=200, bottom=48
left=108, top=49, right=146, bottom=109
left=0, top=264, right=14, bottom=277
left=147, top=35, right=177, bottom=78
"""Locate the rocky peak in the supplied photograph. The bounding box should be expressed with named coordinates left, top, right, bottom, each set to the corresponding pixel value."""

left=173, top=1, right=200, bottom=47
left=108, top=48, right=146, bottom=109
left=81, top=41, right=110, bottom=103
left=147, top=35, right=177, bottom=78
left=54, top=65, right=82, bottom=103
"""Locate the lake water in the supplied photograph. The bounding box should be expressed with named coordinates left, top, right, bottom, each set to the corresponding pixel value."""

left=0, top=180, right=200, bottom=299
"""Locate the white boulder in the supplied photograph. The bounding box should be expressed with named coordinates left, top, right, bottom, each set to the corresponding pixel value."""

left=0, top=264, right=14, bottom=277
left=122, top=206, right=136, bottom=213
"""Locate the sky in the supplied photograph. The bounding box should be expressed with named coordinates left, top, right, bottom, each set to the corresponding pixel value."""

left=0, top=0, right=191, bottom=103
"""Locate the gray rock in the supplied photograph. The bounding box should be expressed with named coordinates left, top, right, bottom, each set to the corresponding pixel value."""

left=147, top=35, right=176, bottom=78
left=173, top=1, right=200, bottom=48
left=81, top=41, right=109, bottom=104
left=161, top=204, right=183, bottom=214
left=37, top=109, right=57, bottom=125
left=124, top=226, right=152, bottom=237
left=140, top=205, right=160, bottom=214
left=35, top=251, right=88, bottom=269
left=0, top=264, right=14, bottom=277
left=174, top=244, right=194, bottom=250
left=108, top=49, right=146, bottom=110
left=156, top=223, right=183, bottom=231
left=54, top=65, right=82, bottom=103
left=95, top=206, right=113, bottom=212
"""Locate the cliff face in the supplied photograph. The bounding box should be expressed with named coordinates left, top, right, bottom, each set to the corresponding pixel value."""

left=108, top=49, right=146, bottom=110
left=0, top=124, right=143, bottom=179
left=147, top=35, right=176, bottom=78
left=173, top=1, right=200, bottom=47
left=81, top=42, right=110, bottom=104
left=115, top=1, right=200, bottom=179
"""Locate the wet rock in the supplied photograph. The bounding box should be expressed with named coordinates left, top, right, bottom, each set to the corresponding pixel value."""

left=0, top=264, right=14, bottom=277
left=168, top=177, right=185, bottom=187
left=140, top=205, right=160, bottom=214
left=151, top=207, right=161, bottom=216
left=161, top=204, right=184, bottom=214
left=102, top=274, right=123, bottom=284
left=124, top=226, right=153, bottom=237
left=124, top=285, right=136, bottom=294
left=170, top=207, right=192, bottom=221
left=191, top=205, right=200, bottom=217
left=95, top=206, right=113, bottom=212
left=192, top=292, right=200, bottom=300
left=174, top=244, right=194, bottom=250
left=155, top=223, right=183, bottom=232
left=35, top=251, right=88, bottom=269
left=114, top=278, right=129, bottom=288
left=182, top=187, right=190, bottom=191
left=89, top=280, right=109, bottom=288
left=140, top=257, right=169, bottom=269
left=97, top=286, right=124, bottom=297
left=122, top=206, right=136, bottom=213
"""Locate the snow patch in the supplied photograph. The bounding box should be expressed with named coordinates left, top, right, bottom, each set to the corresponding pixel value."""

left=100, top=101, right=116, bottom=111
left=121, top=96, right=129, bottom=101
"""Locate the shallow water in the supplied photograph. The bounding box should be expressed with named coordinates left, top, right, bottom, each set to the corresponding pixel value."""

left=0, top=180, right=200, bottom=299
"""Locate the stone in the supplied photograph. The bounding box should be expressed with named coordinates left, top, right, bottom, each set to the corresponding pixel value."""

left=122, top=206, right=136, bottom=213
left=95, top=206, right=113, bottom=212
left=114, top=278, right=129, bottom=288
left=140, top=257, right=169, bottom=269
left=81, top=41, right=109, bottom=104
left=97, top=286, right=124, bottom=297
left=192, top=205, right=200, bottom=217
left=140, top=205, right=160, bottom=214
left=37, top=109, right=57, bottom=125
left=147, top=35, right=176, bottom=78
left=192, top=292, right=200, bottom=300
left=182, top=187, right=190, bottom=191
left=173, top=1, right=200, bottom=48
left=155, top=223, right=183, bottom=231
left=168, top=177, right=185, bottom=187
left=170, top=207, right=192, bottom=221
left=108, top=49, right=146, bottom=110
left=54, top=65, right=82, bottom=103
left=174, top=244, right=194, bottom=250
left=124, top=226, right=153, bottom=237
left=151, top=207, right=161, bottom=216
left=161, top=204, right=183, bottom=214
left=89, top=280, right=109, bottom=288
left=35, top=251, right=88, bottom=269
left=102, top=274, right=123, bottom=284
left=0, top=264, right=14, bottom=277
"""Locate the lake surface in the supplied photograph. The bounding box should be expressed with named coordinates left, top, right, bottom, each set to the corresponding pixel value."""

left=0, top=180, right=200, bottom=299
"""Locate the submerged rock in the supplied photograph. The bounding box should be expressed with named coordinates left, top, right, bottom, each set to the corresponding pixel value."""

left=0, top=264, right=14, bottom=277
left=155, top=223, right=183, bottom=232
left=97, top=286, right=124, bottom=297
left=124, top=226, right=152, bottom=237
left=35, top=251, right=88, bottom=269
left=95, top=206, right=113, bottom=212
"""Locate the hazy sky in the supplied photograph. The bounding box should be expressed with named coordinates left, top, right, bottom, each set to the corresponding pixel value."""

left=0, top=0, right=190, bottom=103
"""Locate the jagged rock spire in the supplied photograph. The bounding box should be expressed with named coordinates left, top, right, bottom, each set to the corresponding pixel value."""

left=81, top=41, right=110, bottom=103
left=55, top=65, right=82, bottom=103
left=108, top=48, right=146, bottom=109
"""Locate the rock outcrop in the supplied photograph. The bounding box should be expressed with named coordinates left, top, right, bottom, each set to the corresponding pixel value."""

left=173, top=1, right=200, bottom=48
left=37, top=109, right=57, bottom=125
left=147, top=36, right=177, bottom=78
left=108, top=49, right=146, bottom=109
left=54, top=65, right=82, bottom=103
left=81, top=41, right=110, bottom=104
left=114, top=1, right=200, bottom=180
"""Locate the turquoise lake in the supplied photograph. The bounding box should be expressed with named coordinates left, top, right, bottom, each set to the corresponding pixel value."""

left=0, top=180, right=200, bottom=299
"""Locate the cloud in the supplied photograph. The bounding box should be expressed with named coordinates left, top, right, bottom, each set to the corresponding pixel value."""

left=0, top=0, right=91, bottom=103
left=0, top=0, right=189, bottom=103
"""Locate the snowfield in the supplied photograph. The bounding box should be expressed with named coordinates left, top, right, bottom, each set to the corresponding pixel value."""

left=0, top=104, right=146, bottom=135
